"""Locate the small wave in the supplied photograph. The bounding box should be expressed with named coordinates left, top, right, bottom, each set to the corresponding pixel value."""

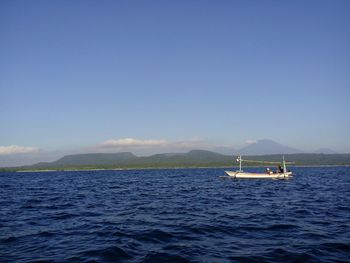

left=47, top=196, right=61, bottom=201
left=28, top=260, right=52, bottom=263
left=263, top=248, right=318, bottom=263
left=79, top=211, right=102, bottom=217
left=133, top=229, right=174, bottom=243
left=237, top=223, right=298, bottom=232
left=1, top=236, right=17, bottom=243
left=229, top=255, right=269, bottom=263
left=108, top=185, right=121, bottom=189
left=21, top=198, right=43, bottom=206
left=50, top=212, right=78, bottom=220
left=186, top=223, right=241, bottom=237
left=319, top=242, right=350, bottom=252
left=21, top=204, right=35, bottom=209
left=294, top=208, right=311, bottom=215
left=335, top=205, right=350, bottom=212
left=38, top=231, right=55, bottom=237
left=81, top=246, right=132, bottom=262
left=143, top=252, right=191, bottom=263
left=266, top=223, right=299, bottom=231
left=235, top=225, right=265, bottom=232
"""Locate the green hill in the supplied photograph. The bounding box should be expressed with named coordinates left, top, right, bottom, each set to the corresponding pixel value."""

left=15, top=150, right=232, bottom=170
left=4, top=151, right=350, bottom=171
left=50, top=152, right=136, bottom=167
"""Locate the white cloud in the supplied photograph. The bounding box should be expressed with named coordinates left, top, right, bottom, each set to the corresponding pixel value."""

left=101, top=138, right=168, bottom=147
left=90, top=137, right=212, bottom=155
left=0, top=145, right=40, bottom=155
left=245, top=140, right=257, bottom=144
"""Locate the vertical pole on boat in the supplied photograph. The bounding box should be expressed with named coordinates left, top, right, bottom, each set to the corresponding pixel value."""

left=283, top=156, right=287, bottom=173
left=239, top=155, right=242, bottom=172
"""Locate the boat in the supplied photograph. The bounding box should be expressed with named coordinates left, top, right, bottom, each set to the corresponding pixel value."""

left=224, top=156, right=293, bottom=179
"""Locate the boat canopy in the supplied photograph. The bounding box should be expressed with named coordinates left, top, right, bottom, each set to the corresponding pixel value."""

left=236, top=157, right=294, bottom=165
left=235, top=155, right=294, bottom=173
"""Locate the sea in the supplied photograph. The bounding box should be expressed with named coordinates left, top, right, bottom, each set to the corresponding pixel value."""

left=0, top=167, right=349, bottom=263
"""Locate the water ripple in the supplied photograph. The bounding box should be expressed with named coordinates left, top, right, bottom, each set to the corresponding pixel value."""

left=1, top=167, right=350, bottom=262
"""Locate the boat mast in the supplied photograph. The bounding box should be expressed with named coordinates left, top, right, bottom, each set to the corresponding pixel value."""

left=238, top=155, right=242, bottom=172
left=283, top=156, right=287, bottom=173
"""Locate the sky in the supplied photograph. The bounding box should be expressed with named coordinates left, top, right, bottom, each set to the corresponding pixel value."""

left=1, top=0, right=350, bottom=165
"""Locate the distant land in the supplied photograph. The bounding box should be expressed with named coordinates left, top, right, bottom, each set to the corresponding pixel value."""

left=212, top=139, right=339, bottom=156
left=1, top=139, right=342, bottom=168
left=314, top=148, right=338, bottom=154
left=2, top=150, right=350, bottom=171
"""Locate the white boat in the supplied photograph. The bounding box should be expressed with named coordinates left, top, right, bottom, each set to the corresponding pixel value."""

left=224, top=156, right=293, bottom=179
left=225, top=170, right=292, bottom=179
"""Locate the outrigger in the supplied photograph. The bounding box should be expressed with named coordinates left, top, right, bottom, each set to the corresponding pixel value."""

left=224, top=156, right=293, bottom=179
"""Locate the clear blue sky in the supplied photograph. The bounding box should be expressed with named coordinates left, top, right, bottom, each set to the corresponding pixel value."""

left=1, top=0, right=349, bottom=157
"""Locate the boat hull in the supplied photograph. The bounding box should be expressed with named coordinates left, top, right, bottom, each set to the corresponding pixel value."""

left=225, top=170, right=292, bottom=179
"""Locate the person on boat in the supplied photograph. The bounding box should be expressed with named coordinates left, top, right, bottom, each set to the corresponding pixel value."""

left=277, top=165, right=283, bottom=173
left=266, top=168, right=272, bottom=175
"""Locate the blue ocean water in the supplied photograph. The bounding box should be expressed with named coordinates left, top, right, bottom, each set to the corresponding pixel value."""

left=0, top=167, right=349, bottom=263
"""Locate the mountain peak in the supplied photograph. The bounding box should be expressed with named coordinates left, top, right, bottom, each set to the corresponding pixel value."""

left=239, top=139, right=302, bottom=155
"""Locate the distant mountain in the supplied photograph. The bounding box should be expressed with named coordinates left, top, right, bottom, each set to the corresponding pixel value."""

left=5, top=149, right=350, bottom=171
left=29, top=152, right=137, bottom=168
left=314, top=148, right=337, bottom=154
left=19, top=150, right=233, bottom=170
left=239, top=139, right=302, bottom=155
left=132, top=150, right=232, bottom=167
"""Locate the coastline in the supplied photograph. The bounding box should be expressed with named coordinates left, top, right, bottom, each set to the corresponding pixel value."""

left=11, top=164, right=350, bottom=173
